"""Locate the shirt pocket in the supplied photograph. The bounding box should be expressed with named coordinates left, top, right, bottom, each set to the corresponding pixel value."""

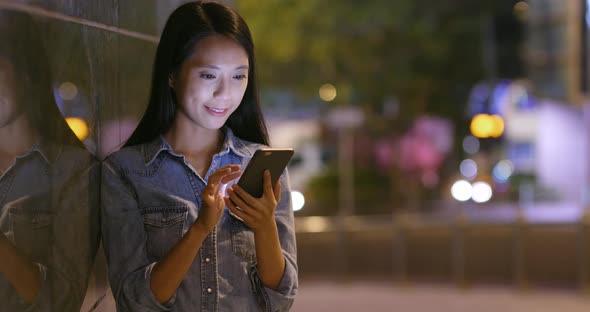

left=229, top=215, right=257, bottom=263
left=141, top=205, right=188, bottom=261
left=9, top=205, right=53, bottom=263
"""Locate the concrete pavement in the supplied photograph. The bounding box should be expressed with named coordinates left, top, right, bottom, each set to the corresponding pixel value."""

left=292, top=281, right=590, bottom=312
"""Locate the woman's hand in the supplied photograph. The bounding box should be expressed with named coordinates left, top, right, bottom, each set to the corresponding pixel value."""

left=224, top=170, right=280, bottom=234
left=225, top=171, right=286, bottom=290
left=193, top=164, right=241, bottom=235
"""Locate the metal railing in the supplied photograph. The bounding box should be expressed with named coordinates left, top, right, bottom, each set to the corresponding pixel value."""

left=295, top=208, right=590, bottom=293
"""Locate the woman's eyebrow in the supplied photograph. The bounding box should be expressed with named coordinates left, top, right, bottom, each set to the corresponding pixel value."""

left=195, top=65, right=249, bottom=70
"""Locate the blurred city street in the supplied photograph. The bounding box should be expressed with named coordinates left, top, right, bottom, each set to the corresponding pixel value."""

left=1, top=0, right=590, bottom=310
left=292, top=281, right=590, bottom=312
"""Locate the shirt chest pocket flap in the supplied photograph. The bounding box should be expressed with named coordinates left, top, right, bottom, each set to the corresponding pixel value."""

left=141, top=205, right=188, bottom=261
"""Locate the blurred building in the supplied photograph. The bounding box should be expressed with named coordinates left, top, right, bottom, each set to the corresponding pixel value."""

left=526, top=0, right=587, bottom=104
left=524, top=0, right=590, bottom=206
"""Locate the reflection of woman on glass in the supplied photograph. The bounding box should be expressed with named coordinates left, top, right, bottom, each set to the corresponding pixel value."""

left=101, top=1, right=297, bottom=311
left=0, top=10, right=99, bottom=311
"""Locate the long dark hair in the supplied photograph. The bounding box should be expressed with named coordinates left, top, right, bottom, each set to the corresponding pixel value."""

left=125, top=1, right=269, bottom=147
left=0, top=10, right=83, bottom=148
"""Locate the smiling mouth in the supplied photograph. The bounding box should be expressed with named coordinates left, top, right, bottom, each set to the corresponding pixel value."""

left=206, top=106, right=227, bottom=113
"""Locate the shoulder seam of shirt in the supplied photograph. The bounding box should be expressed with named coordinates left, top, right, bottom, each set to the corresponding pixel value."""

left=224, top=127, right=260, bottom=158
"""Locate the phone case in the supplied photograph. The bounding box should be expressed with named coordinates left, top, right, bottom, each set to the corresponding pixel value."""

left=236, top=148, right=294, bottom=198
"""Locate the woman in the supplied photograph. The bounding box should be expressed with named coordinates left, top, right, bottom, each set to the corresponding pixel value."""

left=0, top=10, right=100, bottom=311
left=101, top=2, right=298, bottom=311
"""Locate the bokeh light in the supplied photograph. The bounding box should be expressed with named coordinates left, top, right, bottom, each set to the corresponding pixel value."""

left=489, top=115, right=505, bottom=138
left=65, top=117, right=89, bottom=141
left=462, top=135, right=480, bottom=154
left=513, top=1, right=529, bottom=21
left=470, top=114, right=505, bottom=138
left=460, top=159, right=478, bottom=180
left=291, top=191, right=305, bottom=211
left=470, top=114, right=493, bottom=138
left=493, top=160, right=514, bottom=182
left=451, top=180, right=473, bottom=202
left=319, top=83, right=337, bottom=102
left=472, top=181, right=493, bottom=203
left=58, top=82, right=78, bottom=100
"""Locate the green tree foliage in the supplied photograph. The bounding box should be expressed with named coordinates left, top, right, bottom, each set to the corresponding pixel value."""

left=237, top=0, right=499, bottom=120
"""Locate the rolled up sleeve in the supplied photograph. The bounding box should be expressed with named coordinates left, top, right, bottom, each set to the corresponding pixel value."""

left=260, top=170, right=298, bottom=312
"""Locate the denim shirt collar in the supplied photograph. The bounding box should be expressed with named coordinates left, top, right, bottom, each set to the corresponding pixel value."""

left=17, top=139, right=61, bottom=165
left=142, top=127, right=254, bottom=166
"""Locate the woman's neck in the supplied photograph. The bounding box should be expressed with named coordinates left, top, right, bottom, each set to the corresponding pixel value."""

left=164, top=118, right=223, bottom=158
left=164, top=117, right=225, bottom=177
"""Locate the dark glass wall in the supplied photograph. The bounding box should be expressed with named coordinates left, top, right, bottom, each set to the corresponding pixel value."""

left=0, top=1, right=192, bottom=310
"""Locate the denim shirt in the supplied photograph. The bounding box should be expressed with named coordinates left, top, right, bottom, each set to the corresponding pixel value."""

left=0, top=141, right=100, bottom=311
left=101, top=128, right=298, bottom=312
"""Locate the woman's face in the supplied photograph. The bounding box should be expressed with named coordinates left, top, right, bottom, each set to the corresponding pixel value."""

left=0, top=56, right=19, bottom=128
left=173, top=35, right=249, bottom=131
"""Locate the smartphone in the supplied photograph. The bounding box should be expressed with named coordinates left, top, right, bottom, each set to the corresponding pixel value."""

left=236, top=148, right=294, bottom=198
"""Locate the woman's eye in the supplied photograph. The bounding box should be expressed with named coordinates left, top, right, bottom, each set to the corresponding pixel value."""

left=200, top=73, right=216, bottom=79
left=233, top=74, right=247, bottom=80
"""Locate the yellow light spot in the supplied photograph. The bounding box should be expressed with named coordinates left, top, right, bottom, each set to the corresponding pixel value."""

left=319, top=83, right=337, bottom=102
left=470, top=114, right=492, bottom=138
left=470, top=114, right=504, bottom=139
left=65, top=117, right=89, bottom=141
left=489, top=115, right=505, bottom=138
left=513, top=1, right=529, bottom=20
